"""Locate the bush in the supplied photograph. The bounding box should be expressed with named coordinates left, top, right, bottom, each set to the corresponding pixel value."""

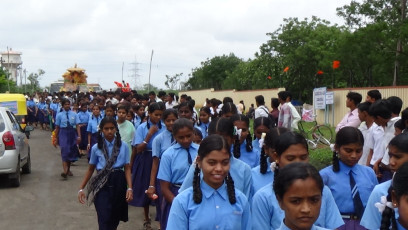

left=309, top=147, right=333, bottom=170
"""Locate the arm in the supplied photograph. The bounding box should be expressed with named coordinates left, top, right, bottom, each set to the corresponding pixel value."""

left=87, top=132, right=91, bottom=151
left=124, top=164, right=133, bottom=202
left=366, top=149, right=373, bottom=166
left=160, top=180, right=175, bottom=203
left=53, top=126, right=60, bottom=147
left=78, top=164, right=96, bottom=204
left=76, top=125, right=81, bottom=145
left=146, top=157, right=159, bottom=199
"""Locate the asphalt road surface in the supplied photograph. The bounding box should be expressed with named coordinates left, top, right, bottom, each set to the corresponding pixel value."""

left=0, top=129, right=158, bottom=230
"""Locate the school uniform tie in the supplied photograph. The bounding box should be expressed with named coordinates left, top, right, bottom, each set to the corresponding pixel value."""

left=66, top=112, right=72, bottom=128
left=186, top=148, right=192, bottom=165
left=349, top=170, right=364, bottom=218
left=170, top=135, right=174, bottom=144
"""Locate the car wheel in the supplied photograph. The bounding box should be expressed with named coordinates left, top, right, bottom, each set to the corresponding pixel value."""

left=10, top=159, right=21, bottom=187
left=22, top=150, right=31, bottom=174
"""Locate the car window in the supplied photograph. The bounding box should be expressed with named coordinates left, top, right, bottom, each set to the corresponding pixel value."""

left=6, top=111, right=21, bottom=131
left=0, top=115, right=5, bottom=132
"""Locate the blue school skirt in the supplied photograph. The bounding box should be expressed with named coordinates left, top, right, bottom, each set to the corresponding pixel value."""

left=37, top=111, right=44, bottom=124
left=59, top=127, right=77, bottom=162
left=129, top=150, right=154, bottom=207
left=160, top=183, right=179, bottom=230
left=78, top=125, right=88, bottom=150
left=27, top=109, right=37, bottom=123
left=94, top=169, right=128, bottom=230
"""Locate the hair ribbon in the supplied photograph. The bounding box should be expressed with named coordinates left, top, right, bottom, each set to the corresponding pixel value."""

left=374, top=196, right=393, bottom=213
left=259, top=132, right=266, bottom=149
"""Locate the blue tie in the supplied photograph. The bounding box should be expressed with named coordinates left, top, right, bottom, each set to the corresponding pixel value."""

left=186, top=148, right=192, bottom=165
left=66, top=112, right=72, bottom=128
left=350, top=170, right=364, bottom=218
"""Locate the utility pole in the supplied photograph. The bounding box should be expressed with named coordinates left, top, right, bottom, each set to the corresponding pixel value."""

left=129, top=56, right=141, bottom=89
left=148, top=50, right=154, bottom=92
left=7, top=46, right=10, bottom=92
left=24, top=69, right=27, bottom=93
left=121, top=62, right=124, bottom=83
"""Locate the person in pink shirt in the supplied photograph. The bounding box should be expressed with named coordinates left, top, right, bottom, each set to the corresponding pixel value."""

left=335, top=92, right=362, bottom=133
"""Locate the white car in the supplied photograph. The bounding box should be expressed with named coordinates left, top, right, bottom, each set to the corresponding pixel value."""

left=0, top=107, right=34, bottom=187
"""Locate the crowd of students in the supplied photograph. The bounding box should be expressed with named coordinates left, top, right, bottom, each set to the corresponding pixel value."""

left=27, top=88, right=408, bottom=230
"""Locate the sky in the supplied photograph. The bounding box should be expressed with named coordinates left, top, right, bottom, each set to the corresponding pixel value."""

left=0, top=0, right=354, bottom=91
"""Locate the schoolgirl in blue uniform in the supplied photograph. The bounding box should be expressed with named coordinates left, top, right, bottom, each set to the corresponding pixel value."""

left=167, top=134, right=251, bottom=230
left=50, top=97, right=61, bottom=129
left=132, top=104, right=145, bottom=130
left=230, top=114, right=259, bottom=168
left=361, top=133, right=408, bottom=229
left=320, top=127, right=378, bottom=230
left=219, top=102, right=238, bottom=118
left=26, top=96, right=37, bottom=126
left=274, top=162, right=331, bottom=230
left=129, top=102, right=165, bottom=229
left=87, top=104, right=103, bottom=158
left=157, top=118, right=199, bottom=230
left=76, top=102, right=90, bottom=157
left=104, top=103, right=116, bottom=119
left=179, top=117, right=253, bottom=198
left=252, top=117, right=271, bottom=154
left=196, top=107, right=211, bottom=139
left=54, top=98, right=80, bottom=179
left=37, top=97, right=49, bottom=130
left=378, top=161, right=408, bottom=230
left=251, top=127, right=288, bottom=196
left=78, top=117, right=133, bottom=230
left=252, top=132, right=344, bottom=230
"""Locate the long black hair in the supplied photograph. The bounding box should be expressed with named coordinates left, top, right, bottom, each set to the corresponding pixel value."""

left=97, top=117, right=122, bottom=149
left=332, top=127, right=364, bottom=172
left=193, top=134, right=236, bottom=204
left=230, top=114, right=253, bottom=159
left=259, top=127, right=289, bottom=174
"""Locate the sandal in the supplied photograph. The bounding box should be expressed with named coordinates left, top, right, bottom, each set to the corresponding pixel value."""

left=143, top=219, right=152, bottom=230
left=60, top=172, right=67, bottom=179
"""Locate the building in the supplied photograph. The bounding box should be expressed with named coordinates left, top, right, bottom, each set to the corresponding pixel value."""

left=1, top=48, right=23, bottom=83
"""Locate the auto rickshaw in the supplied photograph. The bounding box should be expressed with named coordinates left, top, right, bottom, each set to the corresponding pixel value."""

left=0, top=93, right=34, bottom=138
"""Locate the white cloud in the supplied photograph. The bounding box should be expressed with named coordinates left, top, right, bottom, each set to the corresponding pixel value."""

left=0, top=0, right=354, bottom=91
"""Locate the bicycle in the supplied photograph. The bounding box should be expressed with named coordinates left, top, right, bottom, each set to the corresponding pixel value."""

left=297, top=116, right=333, bottom=150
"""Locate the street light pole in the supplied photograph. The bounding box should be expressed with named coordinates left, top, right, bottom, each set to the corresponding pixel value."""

left=7, top=46, right=10, bottom=92
left=148, top=50, right=154, bottom=92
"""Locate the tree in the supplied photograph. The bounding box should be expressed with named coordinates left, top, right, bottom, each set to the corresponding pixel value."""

left=27, top=69, right=45, bottom=93
left=164, top=73, right=182, bottom=90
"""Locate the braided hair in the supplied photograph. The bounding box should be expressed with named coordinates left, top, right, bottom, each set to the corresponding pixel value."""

left=146, top=102, right=163, bottom=129
left=196, top=107, right=211, bottom=126
left=194, top=134, right=235, bottom=204
left=230, top=114, right=253, bottom=159
left=97, top=117, right=122, bottom=149
left=208, top=117, right=234, bottom=147
left=220, top=102, right=238, bottom=118
left=260, top=127, right=289, bottom=174
left=274, top=132, right=308, bottom=180
left=332, top=127, right=364, bottom=172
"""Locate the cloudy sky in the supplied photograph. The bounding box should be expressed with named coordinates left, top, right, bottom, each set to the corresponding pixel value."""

left=0, top=0, right=354, bottom=91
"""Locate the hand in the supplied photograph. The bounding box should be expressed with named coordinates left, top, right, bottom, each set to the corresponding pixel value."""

left=78, top=190, right=86, bottom=204
left=148, top=125, right=159, bottom=136
left=373, top=162, right=380, bottom=175
left=126, top=189, right=133, bottom=202
left=87, top=144, right=91, bottom=151
left=53, top=138, right=59, bottom=148
left=146, top=186, right=156, bottom=199
left=76, top=137, right=81, bottom=145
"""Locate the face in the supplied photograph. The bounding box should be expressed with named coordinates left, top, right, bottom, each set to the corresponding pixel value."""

left=358, top=109, right=366, bottom=122
left=149, top=109, right=162, bottom=124
left=395, top=127, right=403, bottom=136
left=63, top=102, right=70, bottom=111
left=102, top=122, right=116, bottom=141
left=373, top=116, right=387, bottom=127
left=278, top=178, right=322, bottom=230
left=366, top=95, right=375, bottom=103
left=193, top=134, right=202, bottom=145
left=131, top=98, right=137, bottom=105
left=388, top=145, right=408, bottom=173
left=234, top=120, right=249, bottom=144
left=174, top=127, right=194, bottom=149
left=254, top=125, right=270, bottom=140
left=137, top=107, right=145, bottom=116
left=346, top=98, right=353, bottom=108
left=117, top=109, right=127, bottom=121
left=126, top=112, right=133, bottom=121
left=178, top=106, right=192, bottom=119
left=199, top=110, right=210, bottom=123
left=336, top=143, right=363, bottom=167
left=392, top=193, right=408, bottom=229
left=105, top=108, right=115, bottom=117
left=92, top=106, right=100, bottom=116
left=164, top=114, right=177, bottom=132
left=274, top=143, right=309, bottom=168
left=198, top=149, right=230, bottom=189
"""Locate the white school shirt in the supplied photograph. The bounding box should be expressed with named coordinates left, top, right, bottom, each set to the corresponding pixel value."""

left=381, top=117, right=400, bottom=165
left=367, top=123, right=385, bottom=165
left=358, top=122, right=374, bottom=165
left=254, top=105, right=269, bottom=119
left=287, top=102, right=301, bottom=130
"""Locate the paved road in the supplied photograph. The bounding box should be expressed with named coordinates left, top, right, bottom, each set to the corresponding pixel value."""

left=0, top=129, right=158, bottom=230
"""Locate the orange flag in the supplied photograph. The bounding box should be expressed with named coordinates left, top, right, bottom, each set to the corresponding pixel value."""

left=283, top=66, right=289, bottom=72
left=332, top=60, right=340, bottom=69
left=267, top=76, right=272, bottom=80
left=317, top=70, right=324, bottom=75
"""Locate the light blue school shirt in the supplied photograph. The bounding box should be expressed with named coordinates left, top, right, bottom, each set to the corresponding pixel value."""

left=50, top=103, right=61, bottom=114
left=37, top=102, right=48, bottom=111
left=55, top=110, right=77, bottom=128
left=250, top=158, right=274, bottom=198
left=197, top=122, right=210, bottom=138
left=87, top=115, right=103, bottom=134
left=320, top=161, right=378, bottom=214
left=89, top=139, right=130, bottom=170
left=179, top=156, right=252, bottom=198
left=133, top=115, right=142, bottom=130
left=167, top=180, right=251, bottom=230
left=277, top=221, right=330, bottom=230
left=251, top=182, right=344, bottom=230
left=26, top=100, right=36, bottom=109
left=360, top=180, right=399, bottom=229
left=132, top=120, right=164, bottom=150
left=238, top=140, right=260, bottom=168
left=76, top=111, right=90, bottom=124
left=152, top=129, right=174, bottom=158
left=157, top=143, right=199, bottom=184
left=252, top=138, right=261, bottom=154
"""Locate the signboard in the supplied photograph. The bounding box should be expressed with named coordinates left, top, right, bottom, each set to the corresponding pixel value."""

left=325, top=92, right=334, bottom=105
left=0, top=101, right=18, bottom=114
left=313, top=87, right=327, bottom=110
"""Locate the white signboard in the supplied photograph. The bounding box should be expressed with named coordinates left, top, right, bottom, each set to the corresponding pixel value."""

left=325, top=92, right=334, bottom=105
left=313, top=87, right=327, bottom=110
